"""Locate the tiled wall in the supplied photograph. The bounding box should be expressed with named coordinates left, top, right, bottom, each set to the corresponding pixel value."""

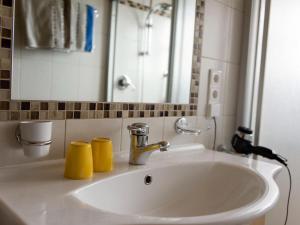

left=0, top=0, right=203, bottom=121
left=0, top=117, right=198, bottom=167
left=197, top=0, right=245, bottom=149
left=0, top=0, right=245, bottom=167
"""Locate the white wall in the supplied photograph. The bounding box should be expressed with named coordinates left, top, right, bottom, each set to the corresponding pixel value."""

left=12, top=0, right=109, bottom=102
left=196, top=0, right=244, bottom=148
left=259, top=1, right=300, bottom=225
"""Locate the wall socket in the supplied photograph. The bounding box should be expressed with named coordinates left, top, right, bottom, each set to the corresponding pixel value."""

left=208, top=87, right=221, bottom=104
left=207, top=69, right=223, bottom=118
left=209, top=70, right=222, bottom=88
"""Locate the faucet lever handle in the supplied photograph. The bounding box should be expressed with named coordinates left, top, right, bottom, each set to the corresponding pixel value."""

left=127, top=123, right=149, bottom=136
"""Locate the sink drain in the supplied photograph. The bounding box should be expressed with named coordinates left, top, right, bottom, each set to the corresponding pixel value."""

left=144, top=175, right=152, bottom=185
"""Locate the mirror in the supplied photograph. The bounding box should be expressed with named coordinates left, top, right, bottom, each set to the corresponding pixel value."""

left=12, top=0, right=196, bottom=104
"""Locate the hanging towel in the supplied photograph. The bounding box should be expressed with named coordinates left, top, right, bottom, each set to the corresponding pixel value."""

left=84, top=5, right=95, bottom=52
left=18, top=0, right=95, bottom=52
left=64, top=0, right=77, bottom=50
left=76, top=2, right=87, bottom=51
left=19, top=0, right=65, bottom=49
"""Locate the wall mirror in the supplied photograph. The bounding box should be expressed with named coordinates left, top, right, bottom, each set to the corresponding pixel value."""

left=12, top=0, right=197, bottom=104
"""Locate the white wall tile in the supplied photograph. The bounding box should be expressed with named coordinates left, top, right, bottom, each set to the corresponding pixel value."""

left=19, top=58, right=52, bottom=100
left=78, top=66, right=103, bottom=101
left=121, top=117, right=164, bottom=152
left=202, top=0, right=230, bottom=61
left=224, top=63, right=240, bottom=116
left=222, top=115, right=236, bottom=149
left=0, top=121, right=65, bottom=167
left=117, top=4, right=142, bottom=42
left=163, top=117, right=197, bottom=146
left=51, top=62, right=80, bottom=101
left=229, top=0, right=244, bottom=11
left=52, top=51, right=80, bottom=65
left=65, top=119, right=123, bottom=152
left=226, top=8, right=243, bottom=63
left=202, top=0, right=244, bottom=64
left=195, top=116, right=216, bottom=149
left=215, top=0, right=231, bottom=7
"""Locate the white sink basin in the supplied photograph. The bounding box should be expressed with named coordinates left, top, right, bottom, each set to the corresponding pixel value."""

left=73, top=161, right=274, bottom=224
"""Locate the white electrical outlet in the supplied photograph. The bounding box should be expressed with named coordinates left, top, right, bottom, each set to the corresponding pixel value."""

left=208, top=87, right=221, bottom=104
left=206, top=69, right=223, bottom=118
left=209, top=70, right=222, bottom=88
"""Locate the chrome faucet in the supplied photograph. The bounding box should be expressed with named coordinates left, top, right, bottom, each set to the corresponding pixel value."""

left=127, top=123, right=170, bottom=165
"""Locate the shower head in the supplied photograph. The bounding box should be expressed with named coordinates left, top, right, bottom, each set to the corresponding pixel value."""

left=158, top=3, right=172, bottom=12
left=145, top=2, right=173, bottom=22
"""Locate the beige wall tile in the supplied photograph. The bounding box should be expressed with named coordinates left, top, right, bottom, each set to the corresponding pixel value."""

left=65, top=119, right=122, bottom=152
left=0, top=120, right=65, bottom=167
left=121, top=118, right=164, bottom=152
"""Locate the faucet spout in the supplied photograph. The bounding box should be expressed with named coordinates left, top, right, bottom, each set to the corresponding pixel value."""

left=127, top=123, right=170, bottom=165
left=138, top=141, right=170, bottom=153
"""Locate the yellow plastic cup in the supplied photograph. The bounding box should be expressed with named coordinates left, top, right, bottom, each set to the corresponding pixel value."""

left=64, top=141, right=93, bottom=179
left=91, top=137, right=114, bottom=172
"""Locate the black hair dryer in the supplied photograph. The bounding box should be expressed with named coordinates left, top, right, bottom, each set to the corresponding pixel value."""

left=231, top=126, right=287, bottom=166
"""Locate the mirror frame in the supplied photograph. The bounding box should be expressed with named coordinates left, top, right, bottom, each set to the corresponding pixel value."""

left=0, top=0, right=204, bottom=121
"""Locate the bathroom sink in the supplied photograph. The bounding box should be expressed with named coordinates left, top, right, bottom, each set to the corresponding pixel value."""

left=73, top=161, right=272, bottom=224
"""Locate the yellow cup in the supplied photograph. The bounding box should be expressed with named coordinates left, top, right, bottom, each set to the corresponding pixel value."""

left=64, top=141, right=93, bottom=179
left=91, top=137, right=114, bottom=172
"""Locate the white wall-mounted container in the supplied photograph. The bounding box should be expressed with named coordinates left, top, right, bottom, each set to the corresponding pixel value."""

left=16, top=121, right=53, bottom=158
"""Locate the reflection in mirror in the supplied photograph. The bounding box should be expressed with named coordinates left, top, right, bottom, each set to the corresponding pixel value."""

left=108, top=0, right=196, bottom=104
left=12, top=0, right=109, bottom=101
left=11, top=0, right=196, bottom=104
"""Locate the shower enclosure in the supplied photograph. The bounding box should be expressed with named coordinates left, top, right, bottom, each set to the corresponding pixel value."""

left=107, top=0, right=196, bottom=104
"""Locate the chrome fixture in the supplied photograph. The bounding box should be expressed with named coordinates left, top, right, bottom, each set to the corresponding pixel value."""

left=117, top=75, right=136, bottom=90
left=144, top=174, right=152, bottom=185
left=145, top=3, right=172, bottom=23
left=175, top=117, right=210, bottom=136
left=140, top=3, right=173, bottom=56
left=15, top=125, right=52, bottom=147
left=127, top=123, right=170, bottom=165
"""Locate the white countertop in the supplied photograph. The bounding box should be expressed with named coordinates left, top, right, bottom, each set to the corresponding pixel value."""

left=0, top=145, right=282, bottom=225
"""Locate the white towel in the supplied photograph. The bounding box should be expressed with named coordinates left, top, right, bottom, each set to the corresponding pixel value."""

left=19, top=0, right=65, bottom=49
left=76, top=2, right=87, bottom=51
left=19, top=0, right=91, bottom=52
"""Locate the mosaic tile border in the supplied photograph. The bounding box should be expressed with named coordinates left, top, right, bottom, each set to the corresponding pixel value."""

left=0, top=0, right=204, bottom=121
left=119, top=0, right=172, bottom=17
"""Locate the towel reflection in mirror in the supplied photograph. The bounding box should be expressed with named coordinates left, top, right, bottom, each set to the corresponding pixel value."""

left=18, top=0, right=97, bottom=52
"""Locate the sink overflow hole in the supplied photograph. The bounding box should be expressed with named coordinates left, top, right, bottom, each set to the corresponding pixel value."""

left=144, top=175, right=152, bottom=185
